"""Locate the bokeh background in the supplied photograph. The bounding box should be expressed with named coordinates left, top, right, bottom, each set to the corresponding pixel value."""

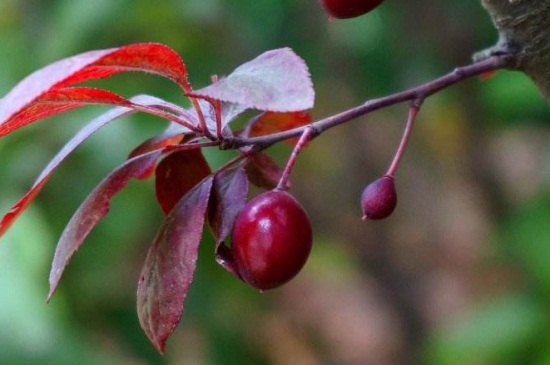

left=1, top=1, right=550, bottom=364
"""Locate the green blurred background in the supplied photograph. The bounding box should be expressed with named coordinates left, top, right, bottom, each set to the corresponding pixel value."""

left=1, top=1, right=550, bottom=364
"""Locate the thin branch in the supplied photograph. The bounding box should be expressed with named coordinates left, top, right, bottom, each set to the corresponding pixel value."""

left=225, top=54, right=514, bottom=150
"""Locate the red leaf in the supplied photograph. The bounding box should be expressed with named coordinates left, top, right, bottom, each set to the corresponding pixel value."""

left=48, top=150, right=164, bottom=300
left=0, top=87, right=131, bottom=137
left=137, top=177, right=213, bottom=353
left=59, top=43, right=190, bottom=90
left=190, top=48, right=314, bottom=113
left=155, top=149, right=211, bottom=215
left=244, top=153, right=284, bottom=190
left=0, top=180, right=48, bottom=241
left=0, top=43, right=189, bottom=136
left=246, top=111, right=312, bottom=144
left=0, top=95, right=175, bottom=240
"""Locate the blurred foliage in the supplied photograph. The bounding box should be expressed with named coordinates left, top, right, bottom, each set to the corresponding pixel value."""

left=0, top=0, right=549, bottom=364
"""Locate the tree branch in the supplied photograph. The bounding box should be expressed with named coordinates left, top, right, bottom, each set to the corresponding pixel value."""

left=224, top=53, right=514, bottom=150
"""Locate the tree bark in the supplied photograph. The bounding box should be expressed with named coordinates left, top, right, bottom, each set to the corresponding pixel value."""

left=479, top=0, right=550, bottom=99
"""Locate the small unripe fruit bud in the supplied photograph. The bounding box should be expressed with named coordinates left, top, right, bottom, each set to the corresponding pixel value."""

left=361, top=175, right=397, bottom=220
left=319, top=0, right=385, bottom=19
left=231, top=190, right=312, bottom=291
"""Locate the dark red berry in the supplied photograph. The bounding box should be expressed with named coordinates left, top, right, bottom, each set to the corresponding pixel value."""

left=231, top=190, right=312, bottom=291
left=319, top=0, right=385, bottom=19
left=361, top=175, right=397, bottom=220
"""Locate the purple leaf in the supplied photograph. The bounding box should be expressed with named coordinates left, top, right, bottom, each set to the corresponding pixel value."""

left=186, top=99, right=246, bottom=134
left=209, top=166, right=248, bottom=245
left=219, top=102, right=248, bottom=128
left=208, top=166, right=248, bottom=278
left=0, top=95, right=179, bottom=240
left=48, top=150, right=164, bottom=300
left=137, top=176, right=213, bottom=353
left=189, top=48, right=314, bottom=113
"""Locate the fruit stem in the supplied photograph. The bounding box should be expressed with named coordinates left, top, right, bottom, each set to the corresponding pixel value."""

left=276, top=127, right=313, bottom=191
left=385, top=100, right=422, bottom=177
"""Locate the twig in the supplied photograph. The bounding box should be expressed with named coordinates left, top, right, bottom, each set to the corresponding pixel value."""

left=225, top=54, right=513, bottom=150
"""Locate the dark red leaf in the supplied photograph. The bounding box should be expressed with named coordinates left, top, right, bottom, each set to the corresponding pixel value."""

left=0, top=95, right=175, bottom=240
left=137, top=177, right=213, bottom=353
left=244, top=153, right=284, bottom=190
left=189, top=48, right=314, bottom=113
left=0, top=43, right=189, bottom=136
left=48, top=150, right=164, bottom=301
left=0, top=87, right=131, bottom=137
left=129, top=133, right=186, bottom=179
left=129, top=134, right=186, bottom=159
left=245, top=111, right=312, bottom=145
left=155, top=149, right=211, bottom=215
